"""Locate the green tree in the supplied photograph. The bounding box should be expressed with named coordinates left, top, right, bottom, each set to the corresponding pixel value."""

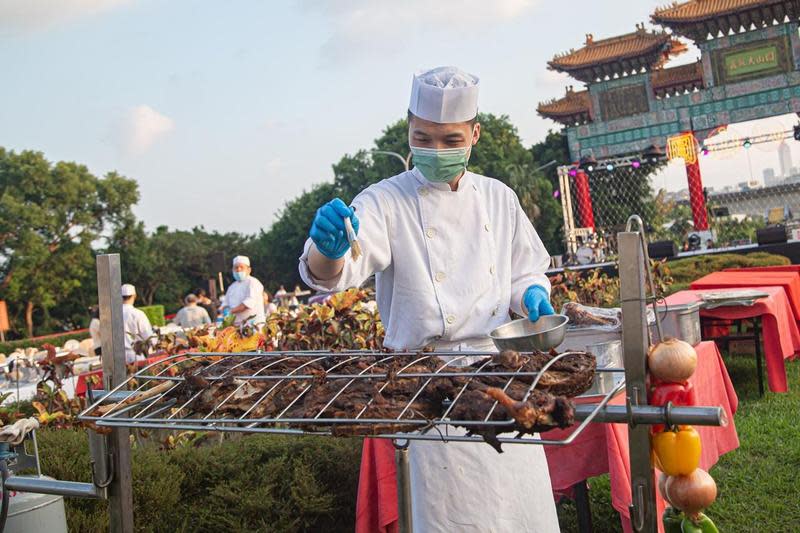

left=108, top=223, right=253, bottom=311
left=0, top=149, right=138, bottom=336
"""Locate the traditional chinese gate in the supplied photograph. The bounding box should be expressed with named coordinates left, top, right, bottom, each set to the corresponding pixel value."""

left=539, top=1, right=800, bottom=254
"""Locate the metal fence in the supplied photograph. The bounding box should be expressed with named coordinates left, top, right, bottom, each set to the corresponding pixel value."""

left=557, top=156, right=800, bottom=264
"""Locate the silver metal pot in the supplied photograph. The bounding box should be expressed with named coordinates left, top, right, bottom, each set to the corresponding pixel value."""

left=651, top=302, right=701, bottom=345
left=585, top=339, right=622, bottom=368
left=489, top=314, right=568, bottom=351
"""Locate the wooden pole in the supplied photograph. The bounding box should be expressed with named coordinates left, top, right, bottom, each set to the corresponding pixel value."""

left=96, top=254, right=134, bottom=533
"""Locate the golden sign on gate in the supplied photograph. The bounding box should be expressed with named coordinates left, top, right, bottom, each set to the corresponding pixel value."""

left=667, top=132, right=698, bottom=165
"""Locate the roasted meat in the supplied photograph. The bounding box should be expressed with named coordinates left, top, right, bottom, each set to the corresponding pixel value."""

left=105, top=349, right=595, bottom=451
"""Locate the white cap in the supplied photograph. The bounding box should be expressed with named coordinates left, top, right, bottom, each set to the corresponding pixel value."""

left=408, top=66, right=480, bottom=124
left=232, top=255, right=250, bottom=267
left=121, top=284, right=136, bottom=297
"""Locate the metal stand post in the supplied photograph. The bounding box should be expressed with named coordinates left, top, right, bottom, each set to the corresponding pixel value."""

left=96, top=254, right=134, bottom=533
left=395, top=441, right=413, bottom=533
left=618, top=232, right=658, bottom=533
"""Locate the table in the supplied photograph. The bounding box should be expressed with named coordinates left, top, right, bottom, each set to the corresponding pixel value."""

left=542, top=341, right=739, bottom=533
left=690, top=271, right=800, bottom=323
left=354, top=342, right=739, bottom=533
left=74, top=354, right=170, bottom=396
left=665, top=287, right=800, bottom=393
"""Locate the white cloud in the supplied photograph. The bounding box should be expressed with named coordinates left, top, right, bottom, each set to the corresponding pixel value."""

left=0, top=0, right=133, bottom=35
left=300, top=0, right=537, bottom=65
left=119, top=105, right=174, bottom=155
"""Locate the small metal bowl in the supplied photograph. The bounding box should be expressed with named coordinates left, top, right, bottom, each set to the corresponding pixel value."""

left=489, top=315, right=569, bottom=352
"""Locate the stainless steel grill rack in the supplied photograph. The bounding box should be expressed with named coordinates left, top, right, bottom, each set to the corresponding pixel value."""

left=79, top=350, right=628, bottom=447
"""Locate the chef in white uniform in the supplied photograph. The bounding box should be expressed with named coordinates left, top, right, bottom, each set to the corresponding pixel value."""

left=299, top=66, right=560, bottom=532
left=223, top=255, right=266, bottom=326
left=121, top=283, right=154, bottom=364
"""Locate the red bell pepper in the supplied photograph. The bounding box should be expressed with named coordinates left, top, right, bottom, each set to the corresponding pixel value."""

left=649, top=380, right=696, bottom=432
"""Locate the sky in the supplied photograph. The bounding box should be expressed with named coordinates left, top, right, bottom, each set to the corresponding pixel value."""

left=2, top=0, right=799, bottom=234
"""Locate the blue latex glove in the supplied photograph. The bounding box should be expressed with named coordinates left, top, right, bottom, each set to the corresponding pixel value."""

left=309, top=198, right=360, bottom=259
left=523, top=285, right=555, bottom=322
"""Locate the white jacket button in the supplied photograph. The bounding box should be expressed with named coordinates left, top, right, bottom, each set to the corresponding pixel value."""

left=435, top=272, right=446, bottom=282
left=426, top=228, right=436, bottom=239
left=484, top=224, right=490, bottom=232
left=446, top=315, right=455, bottom=324
left=489, top=265, right=496, bottom=275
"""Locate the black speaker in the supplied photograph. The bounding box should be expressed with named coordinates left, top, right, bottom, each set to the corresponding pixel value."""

left=648, top=240, right=678, bottom=259
left=209, top=252, right=226, bottom=273
left=756, top=225, right=787, bottom=245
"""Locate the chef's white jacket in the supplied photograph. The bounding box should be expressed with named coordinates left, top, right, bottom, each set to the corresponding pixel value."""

left=122, top=304, right=153, bottom=364
left=299, top=168, right=552, bottom=350
left=299, top=167, right=560, bottom=532
left=224, top=276, right=266, bottom=325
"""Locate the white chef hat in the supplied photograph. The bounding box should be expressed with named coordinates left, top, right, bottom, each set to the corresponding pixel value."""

left=408, top=66, right=480, bottom=124
left=121, top=284, right=136, bottom=297
left=232, top=255, right=250, bottom=267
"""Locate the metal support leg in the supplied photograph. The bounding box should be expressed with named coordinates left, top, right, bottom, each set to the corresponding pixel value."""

left=753, top=319, right=765, bottom=397
left=96, top=254, right=134, bottom=533
left=573, top=480, right=594, bottom=533
left=395, top=442, right=413, bottom=533
left=619, top=232, right=658, bottom=533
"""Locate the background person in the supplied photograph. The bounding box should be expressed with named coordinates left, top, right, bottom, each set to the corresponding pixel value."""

left=121, top=283, right=154, bottom=364
left=223, top=256, right=266, bottom=325
left=195, top=288, right=218, bottom=322
left=173, top=294, right=211, bottom=329
left=88, top=306, right=102, bottom=356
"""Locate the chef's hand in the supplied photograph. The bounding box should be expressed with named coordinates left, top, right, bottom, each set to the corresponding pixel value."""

left=523, top=285, right=555, bottom=322
left=309, top=198, right=360, bottom=259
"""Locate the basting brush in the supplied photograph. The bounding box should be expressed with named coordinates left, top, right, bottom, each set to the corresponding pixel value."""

left=343, top=215, right=362, bottom=261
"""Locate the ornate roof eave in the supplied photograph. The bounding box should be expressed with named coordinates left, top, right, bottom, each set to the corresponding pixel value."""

left=548, top=25, right=686, bottom=83
left=652, top=0, right=800, bottom=42
left=650, top=60, right=706, bottom=98
left=537, top=88, right=593, bottom=126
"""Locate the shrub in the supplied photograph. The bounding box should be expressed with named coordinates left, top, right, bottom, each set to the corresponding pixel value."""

left=34, top=429, right=361, bottom=533
left=667, top=252, right=790, bottom=289
left=138, top=306, right=165, bottom=328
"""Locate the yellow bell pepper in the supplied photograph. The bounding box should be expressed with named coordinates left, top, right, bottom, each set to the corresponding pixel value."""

left=651, top=426, right=701, bottom=476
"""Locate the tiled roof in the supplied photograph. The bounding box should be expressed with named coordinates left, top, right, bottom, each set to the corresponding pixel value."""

left=653, top=0, right=785, bottom=22
left=549, top=27, right=673, bottom=70
left=537, top=89, right=592, bottom=124
left=651, top=61, right=705, bottom=96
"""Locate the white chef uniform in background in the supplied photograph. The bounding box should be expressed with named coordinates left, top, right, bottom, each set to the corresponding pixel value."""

left=224, top=256, right=266, bottom=325
left=120, top=283, right=154, bottom=364
left=299, top=67, right=560, bottom=532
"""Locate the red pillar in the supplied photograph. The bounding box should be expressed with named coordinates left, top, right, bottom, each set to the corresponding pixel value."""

left=685, top=159, right=709, bottom=231
left=573, top=170, right=595, bottom=229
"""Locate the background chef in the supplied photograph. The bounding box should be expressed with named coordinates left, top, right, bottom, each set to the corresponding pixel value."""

left=223, top=255, right=266, bottom=326
left=299, top=66, right=559, bottom=532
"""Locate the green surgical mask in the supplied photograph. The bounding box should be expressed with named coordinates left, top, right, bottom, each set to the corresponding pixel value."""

left=411, top=145, right=471, bottom=183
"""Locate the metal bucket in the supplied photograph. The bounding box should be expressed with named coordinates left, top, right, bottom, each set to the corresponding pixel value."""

left=4, top=476, right=68, bottom=533
left=652, top=302, right=701, bottom=345
left=581, top=340, right=624, bottom=397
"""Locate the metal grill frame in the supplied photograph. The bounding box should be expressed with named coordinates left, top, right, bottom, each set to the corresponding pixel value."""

left=79, top=350, right=625, bottom=447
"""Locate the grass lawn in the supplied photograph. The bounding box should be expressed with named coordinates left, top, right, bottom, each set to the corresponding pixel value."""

left=556, top=353, right=800, bottom=532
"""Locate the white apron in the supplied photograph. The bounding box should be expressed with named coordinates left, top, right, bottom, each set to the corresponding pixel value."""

left=407, top=337, right=560, bottom=533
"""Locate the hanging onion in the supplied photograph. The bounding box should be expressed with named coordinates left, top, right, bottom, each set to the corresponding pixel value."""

left=648, top=338, right=697, bottom=383
left=665, top=468, right=717, bottom=518
left=658, top=472, right=673, bottom=507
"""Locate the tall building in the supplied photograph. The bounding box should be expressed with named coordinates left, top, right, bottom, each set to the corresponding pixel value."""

left=778, top=140, right=792, bottom=177
left=764, top=167, right=781, bottom=187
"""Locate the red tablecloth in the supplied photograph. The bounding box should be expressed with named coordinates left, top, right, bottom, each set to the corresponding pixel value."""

left=664, top=287, right=799, bottom=392
left=355, top=341, right=739, bottom=533
left=543, top=341, right=739, bottom=533
left=690, top=271, right=800, bottom=323
left=725, top=265, right=800, bottom=273
left=74, top=354, right=170, bottom=396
